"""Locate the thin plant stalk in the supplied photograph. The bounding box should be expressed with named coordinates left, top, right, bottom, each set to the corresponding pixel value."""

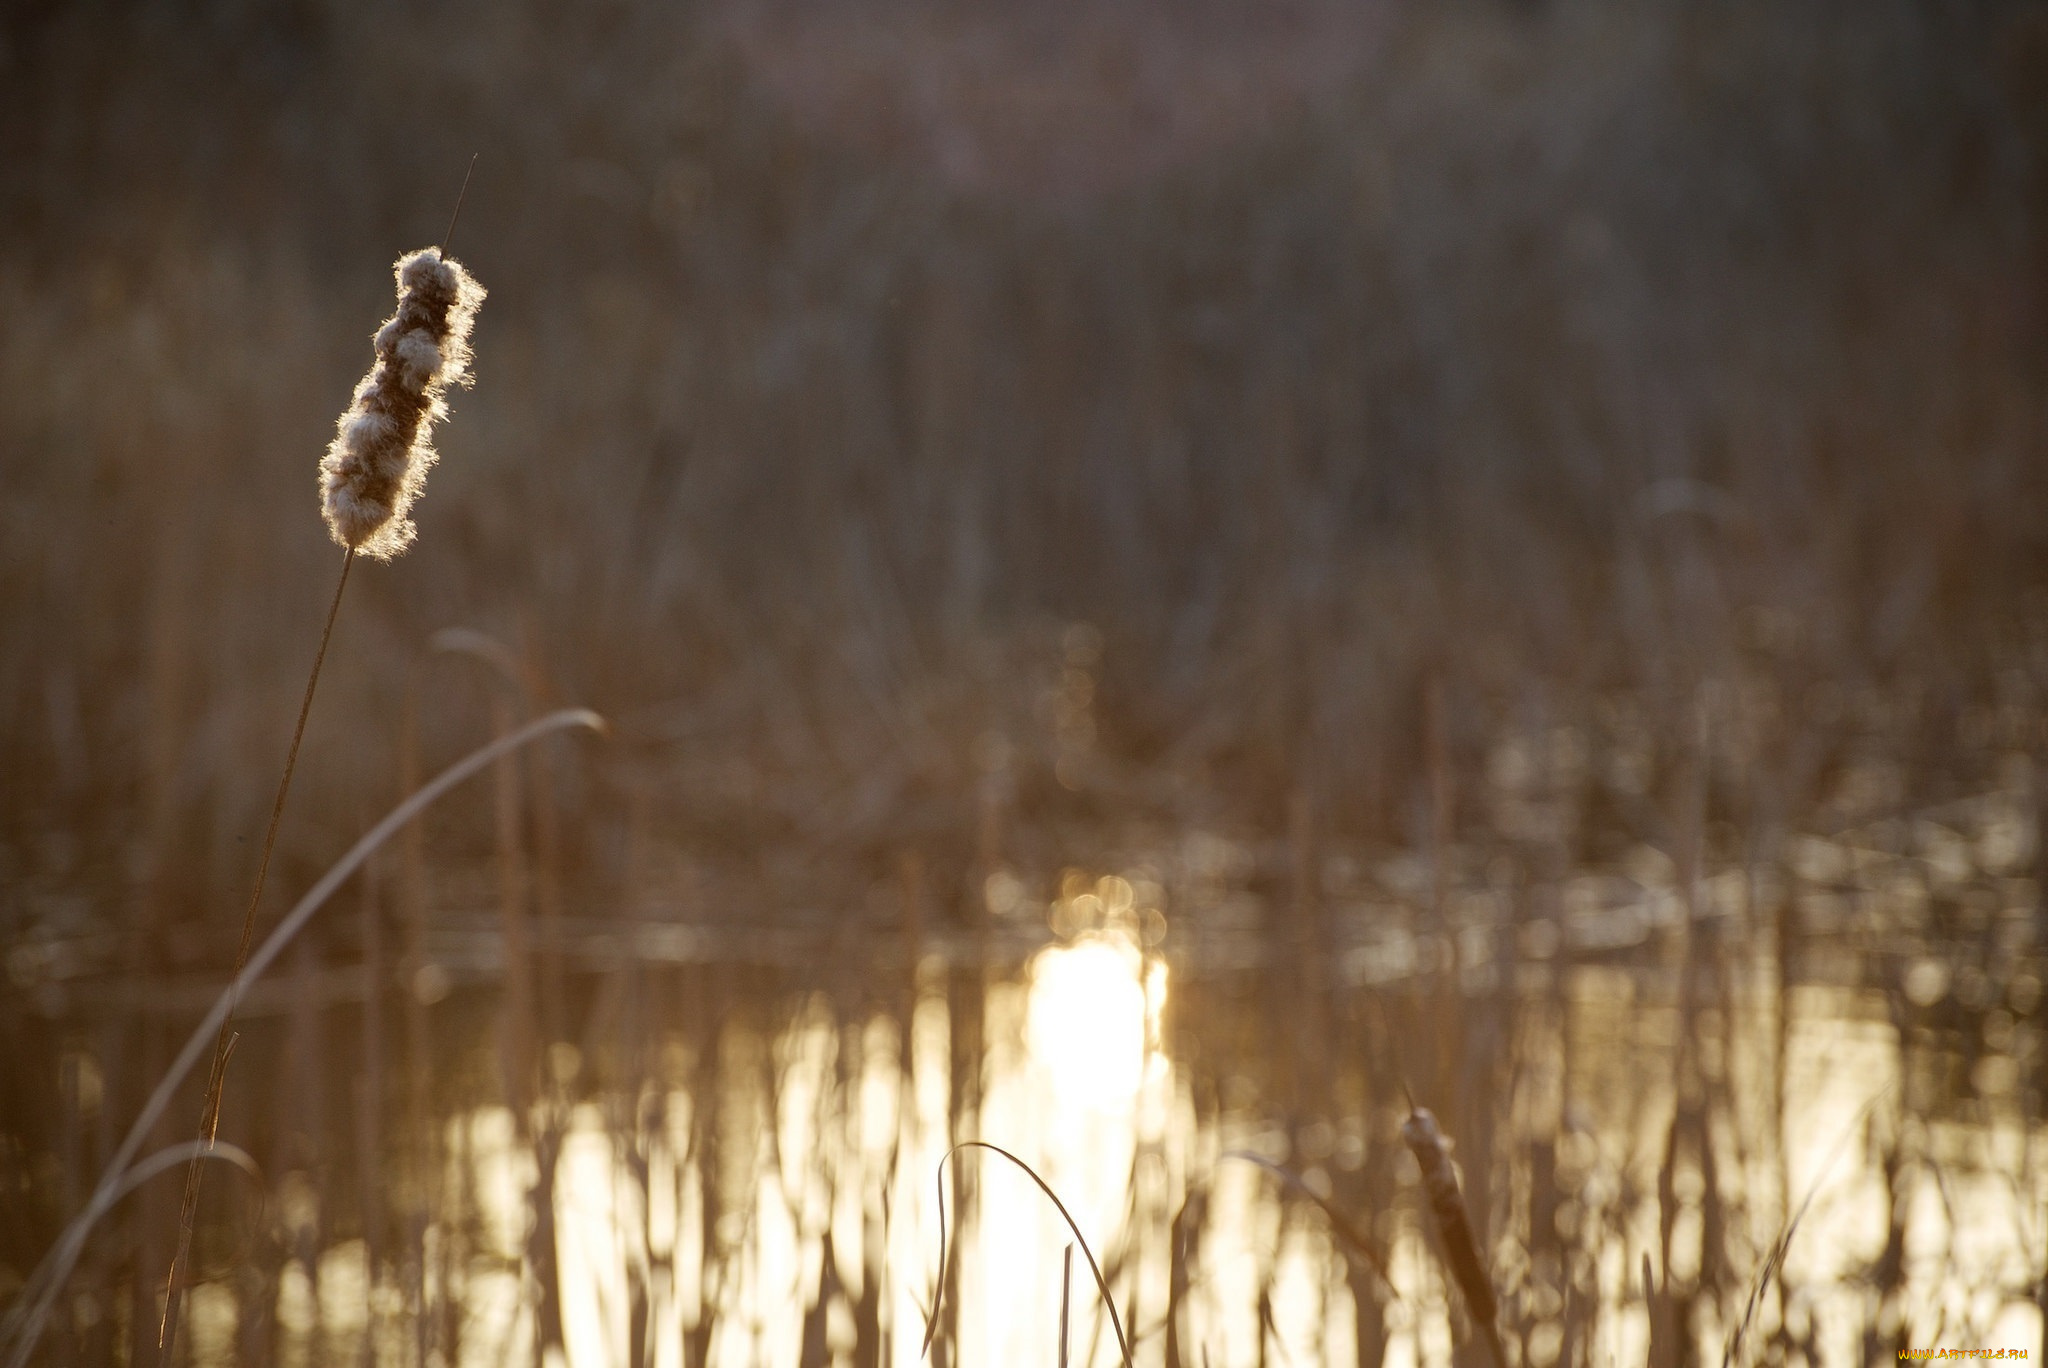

left=357, top=838, right=387, bottom=1368
left=1721, top=1087, right=1890, bottom=1368
left=1060, top=1243, right=1073, bottom=1368
left=52, top=1140, right=265, bottom=1287
left=921, top=1140, right=1133, bottom=1368
left=397, top=674, right=438, bottom=1368
left=158, top=544, right=355, bottom=1363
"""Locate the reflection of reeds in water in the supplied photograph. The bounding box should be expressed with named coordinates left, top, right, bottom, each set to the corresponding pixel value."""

left=7, top=524, right=2048, bottom=1368
left=11, top=795, right=2044, bottom=1368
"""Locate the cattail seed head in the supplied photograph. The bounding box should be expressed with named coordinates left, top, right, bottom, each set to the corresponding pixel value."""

left=1401, top=1107, right=1499, bottom=1331
left=319, top=248, right=485, bottom=559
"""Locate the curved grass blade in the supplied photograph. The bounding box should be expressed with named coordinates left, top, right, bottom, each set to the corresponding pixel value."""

left=0, top=708, right=604, bottom=1368
left=1222, top=1151, right=1400, bottom=1300
left=919, top=1140, right=1133, bottom=1368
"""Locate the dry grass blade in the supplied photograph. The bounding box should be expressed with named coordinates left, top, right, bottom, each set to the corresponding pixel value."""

left=1060, top=1242, right=1073, bottom=1368
left=0, top=708, right=604, bottom=1368
left=0, top=1139, right=260, bottom=1356
left=1722, top=1086, right=1890, bottom=1368
left=920, top=1140, right=1133, bottom=1368
left=1223, top=1151, right=1399, bottom=1300
left=431, top=627, right=528, bottom=692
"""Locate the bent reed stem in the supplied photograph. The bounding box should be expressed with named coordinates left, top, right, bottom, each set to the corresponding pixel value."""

left=922, top=1140, right=1133, bottom=1368
left=157, top=546, right=355, bottom=1366
left=0, top=708, right=604, bottom=1368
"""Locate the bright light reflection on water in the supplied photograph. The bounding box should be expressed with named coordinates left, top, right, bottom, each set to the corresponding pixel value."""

left=212, top=853, right=2048, bottom=1368
left=961, top=928, right=1169, bottom=1366
left=492, top=928, right=1179, bottom=1368
left=407, top=957, right=2048, bottom=1368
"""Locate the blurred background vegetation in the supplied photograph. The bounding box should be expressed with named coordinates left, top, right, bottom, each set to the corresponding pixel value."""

left=5, top=0, right=2045, bottom=913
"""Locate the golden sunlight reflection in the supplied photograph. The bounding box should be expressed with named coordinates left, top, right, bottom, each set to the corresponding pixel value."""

left=496, top=884, right=1192, bottom=1368
left=557, top=1106, right=632, bottom=1368
left=1024, top=930, right=1155, bottom=1113
left=392, top=865, right=2048, bottom=1368
left=950, top=895, right=1174, bottom=1367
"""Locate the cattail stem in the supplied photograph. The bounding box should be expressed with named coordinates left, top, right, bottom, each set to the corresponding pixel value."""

left=158, top=545, right=355, bottom=1366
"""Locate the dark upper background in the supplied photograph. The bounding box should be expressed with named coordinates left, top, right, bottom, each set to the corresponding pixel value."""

left=4, top=0, right=2047, bottom=949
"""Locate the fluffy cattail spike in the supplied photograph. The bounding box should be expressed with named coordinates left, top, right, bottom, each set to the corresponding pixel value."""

left=319, top=248, right=485, bottom=559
